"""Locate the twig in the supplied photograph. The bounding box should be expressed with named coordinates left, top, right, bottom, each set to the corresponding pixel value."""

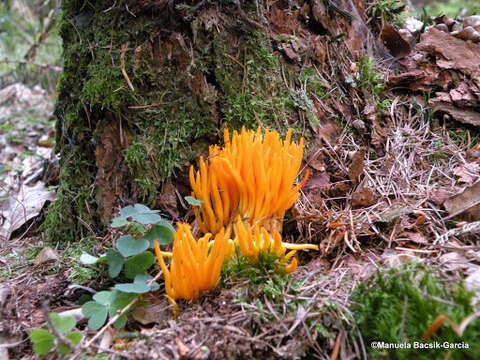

left=233, top=0, right=265, bottom=29
left=0, top=58, right=62, bottom=72
left=120, top=43, right=135, bottom=92
left=434, top=220, right=480, bottom=245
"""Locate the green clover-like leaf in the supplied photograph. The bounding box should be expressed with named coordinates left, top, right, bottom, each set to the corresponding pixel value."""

left=30, top=329, right=54, bottom=355
left=57, top=331, right=83, bottom=355
left=118, top=204, right=161, bottom=225
left=49, top=313, right=76, bottom=334
left=184, top=196, right=204, bottom=206
left=117, top=235, right=150, bottom=257
left=111, top=217, right=130, bottom=228
left=66, top=331, right=83, bottom=345
left=113, top=314, right=128, bottom=330
left=124, top=251, right=155, bottom=279
left=106, top=249, right=124, bottom=278
left=142, top=221, right=175, bottom=247
left=79, top=253, right=99, bottom=265
left=114, top=274, right=159, bottom=294
left=82, top=302, right=108, bottom=330
left=93, top=291, right=113, bottom=306
left=114, top=282, right=150, bottom=294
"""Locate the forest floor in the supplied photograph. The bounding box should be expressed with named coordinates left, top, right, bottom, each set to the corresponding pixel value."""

left=2, top=1, right=480, bottom=360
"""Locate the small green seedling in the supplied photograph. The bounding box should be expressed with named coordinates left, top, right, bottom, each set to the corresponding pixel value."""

left=30, top=314, right=82, bottom=355
left=77, top=204, right=173, bottom=331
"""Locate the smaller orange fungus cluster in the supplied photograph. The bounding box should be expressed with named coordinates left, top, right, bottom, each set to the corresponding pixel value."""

left=154, top=223, right=230, bottom=301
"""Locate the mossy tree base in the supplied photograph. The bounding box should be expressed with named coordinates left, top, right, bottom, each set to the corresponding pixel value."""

left=46, top=0, right=371, bottom=243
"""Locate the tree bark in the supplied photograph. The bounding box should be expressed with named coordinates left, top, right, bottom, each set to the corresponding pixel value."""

left=45, top=0, right=375, bottom=242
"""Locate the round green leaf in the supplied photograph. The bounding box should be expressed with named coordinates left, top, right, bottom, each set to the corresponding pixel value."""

left=88, top=307, right=108, bottom=330
left=58, top=344, right=72, bottom=355
left=66, top=331, right=83, bottom=345
left=114, top=282, right=150, bottom=294
left=111, top=217, right=129, bottom=228
left=82, top=302, right=108, bottom=330
left=142, top=221, right=175, bottom=246
left=117, top=235, right=150, bottom=257
left=113, top=314, right=128, bottom=330
left=79, top=253, right=99, bottom=265
left=134, top=274, right=159, bottom=291
left=124, top=251, right=155, bottom=279
left=30, top=329, right=54, bottom=355
left=119, top=205, right=137, bottom=217
left=132, top=212, right=162, bottom=225
left=109, top=291, right=137, bottom=315
left=106, top=249, right=124, bottom=278
left=185, top=196, right=204, bottom=206
left=93, top=291, right=113, bottom=305
left=119, top=204, right=161, bottom=225
left=49, top=313, right=76, bottom=334
left=57, top=331, right=83, bottom=355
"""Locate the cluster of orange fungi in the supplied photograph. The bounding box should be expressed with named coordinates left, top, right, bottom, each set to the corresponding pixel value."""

left=155, top=127, right=317, bottom=301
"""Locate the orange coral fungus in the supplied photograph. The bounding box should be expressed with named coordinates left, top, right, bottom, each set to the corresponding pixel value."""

left=154, top=223, right=229, bottom=301
left=233, top=218, right=318, bottom=274
left=189, top=126, right=309, bottom=234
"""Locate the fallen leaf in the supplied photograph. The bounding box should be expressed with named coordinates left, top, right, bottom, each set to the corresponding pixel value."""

left=351, top=187, right=376, bottom=208
left=417, top=27, right=480, bottom=84
left=380, top=24, right=411, bottom=58
left=429, top=188, right=451, bottom=206
left=175, top=338, right=190, bottom=357
left=413, top=210, right=428, bottom=226
left=444, top=180, right=480, bottom=221
left=316, top=122, right=339, bottom=144
left=453, top=163, right=479, bottom=185
left=304, top=171, right=330, bottom=192
left=348, top=150, right=365, bottom=184
left=401, top=231, right=429, bottom=245
left=0, top=182, right=56, bottom=240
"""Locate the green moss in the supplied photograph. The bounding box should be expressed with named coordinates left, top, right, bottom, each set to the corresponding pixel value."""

left=352, top=265, right=480, bottom=359
left=371, top=0, right=407, bottom=28
left=214, top=30, right=299, bottom=133
left=64, top=238, right=98, bottom=284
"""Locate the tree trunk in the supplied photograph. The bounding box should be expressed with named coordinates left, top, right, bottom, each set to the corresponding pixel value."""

left=45, top=0, right=375, bottom=242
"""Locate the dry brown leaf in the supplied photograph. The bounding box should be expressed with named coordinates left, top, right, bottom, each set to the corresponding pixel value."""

left=320, top=228, right=345, bottom=256
left=304, top=171, right=330, bottom=192
left=33, top=247, right=59, bottom=265
left=348, top=150, right=365, bottom=184
left=175, top=338, right=190, bottom=357
left=417, top=27, right=480, bottom=83
left=429, top=188, right=451, bottom=206
left=0, top=183, right=56, bottom=240
left=351, top=187, right=376, bottom=208
left=444, top=180, right=480, bottom=220
left=402, top=231, right=429, bottom=245
left=453, top=163, right=479, bottom=185
left=316, top=122, right=339, bottom=144
left=413, top=210, right=428, bottom=225
left=380, top=24, right=411, bottom=58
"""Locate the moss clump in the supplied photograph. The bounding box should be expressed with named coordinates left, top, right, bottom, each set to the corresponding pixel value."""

left=352, top=265, right=480, bottom=359
left=214, top=30, right=298, bottom=134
